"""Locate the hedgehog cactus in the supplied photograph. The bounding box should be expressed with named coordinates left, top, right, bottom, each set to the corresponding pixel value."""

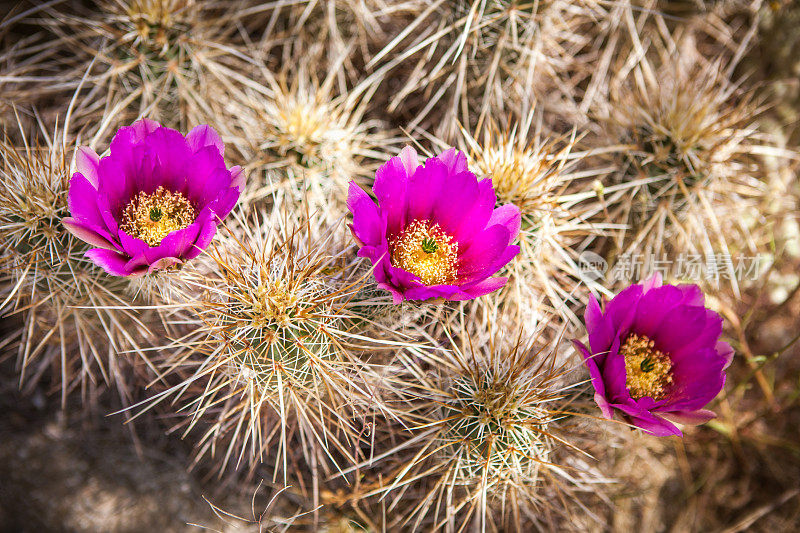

left=601, top=49, right=774, bottom=276
left=225, top=267, right=337, bottom=387
left=140, top=212, right=392, bottom=479
left=455, top=117, right=611, bottom=328
left=0, top=123, right=143, bottom=404
left=367, top=333, right=588, bottom=530
left=439, top=368, right=552, bottom=483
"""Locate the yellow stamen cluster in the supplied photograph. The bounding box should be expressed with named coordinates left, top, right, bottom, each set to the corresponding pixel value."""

left=128, top=0, right=187, bottom=27
left=621, top=333, right=674, bottom=400
left=250, top=281, right=301, bottom=329
left=390, top=220, right=459, bottom=286
left=121, top=186, right=195, bottom=246
left=280, top=101, right=328, bottom=151
left=476, top=145, right=559, bottom=209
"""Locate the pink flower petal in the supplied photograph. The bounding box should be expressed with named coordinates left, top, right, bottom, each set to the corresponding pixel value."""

left=118, top=229, right=150, bottom=258
left=451, top=177, right=496, bottom=245
left=75, top=147, right=100, bottom=187
left=207, top=187, right=239, bottom=221
left=457, top=225, right=512, bottom=282
left=348, top=181, right=384, bottom=247
left=67, top=173, right=104, bottom=227
left=181, top=209, right=218, bottom=260
left=717, top=341, right=734, bottom=369
left=613, top=401, right=683, bottom=436
left=109, top=119, right=160, bottom=174
left=436, top=146, right=468, bottom=174
left=629, top=284, right=687, bottom=339
left=144, top=126, right=191, bottom=192
left=402, top=284, right=462, bottom=301
left=187, top=166, right=235, bottom=209
left=430, top=169, right=479, bottom=235
left=373, top=155, right=412, bottom=237
left=62, top=217, right=116, bottom=250
left=85, top=248, right=142, bottom=277
left=660, top=409, right=716, bottom=426
left=147, top=257, right=182, bottom=274
left=585, top=296, right=615, bottom=355
left=186, top=124, right=224, bottom=156
left=97, top=155, right=136, bottom=213
left=458, top=276, right=508, bottom=298
left=642, top=272, right=663, bottom=292
left=229, top=165, right=245, bottom=190
left=405, top=158, right=448, bottom=222
left=485, top=203, right=521, bottom=245
left=398, top=145, right=420, bottom=175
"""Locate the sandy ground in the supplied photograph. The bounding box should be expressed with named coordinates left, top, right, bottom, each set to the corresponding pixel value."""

left=0, top=366, right=224, bottom=532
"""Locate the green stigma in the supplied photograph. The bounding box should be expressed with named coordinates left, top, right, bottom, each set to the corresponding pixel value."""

left=149, top=207, right=163, bottom=222
left=640, top=357, right=655, bottom=373
left=421, top=237, right=438, bottom=254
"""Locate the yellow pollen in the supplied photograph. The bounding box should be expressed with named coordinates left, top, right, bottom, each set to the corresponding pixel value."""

left=121, top=186, right=195, bottom=246
left=250, top=281, right=301, bottom=328
left=390, top=220, right=459, bottom=286
left=621, top=333, right=673, bottom=400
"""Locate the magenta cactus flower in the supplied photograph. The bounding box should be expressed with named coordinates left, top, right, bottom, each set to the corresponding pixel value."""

left=63, top=119, right=244, bottom=276
left=347, top=146, right=521, bottom=304
left=574, top=274, right=734, bottom=436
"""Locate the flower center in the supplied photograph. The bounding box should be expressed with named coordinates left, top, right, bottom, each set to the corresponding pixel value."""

left=620, top=333, right=673, bottom=401
left=390, top=219, right=459, bottom=286
left=121, top=186, right=195, bottom=246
